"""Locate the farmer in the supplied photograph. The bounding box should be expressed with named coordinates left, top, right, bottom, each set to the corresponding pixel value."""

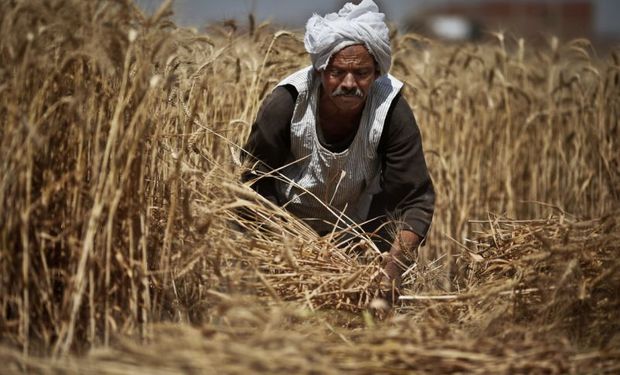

left=242, top=0, right=434, bottom=294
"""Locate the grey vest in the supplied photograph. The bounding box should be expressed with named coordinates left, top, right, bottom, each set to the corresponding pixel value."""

left=275, top=66, right=403, bottom=234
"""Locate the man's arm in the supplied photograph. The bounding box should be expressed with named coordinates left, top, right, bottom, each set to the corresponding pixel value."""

left=241, top=85, right=296, bottom=204
left=377, top=94, right=435, bottom=288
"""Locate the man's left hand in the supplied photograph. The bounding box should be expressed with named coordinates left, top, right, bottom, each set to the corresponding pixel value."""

left=377, top=230, right=421, bottom=304
left=378, top=254, right=403, bottom=303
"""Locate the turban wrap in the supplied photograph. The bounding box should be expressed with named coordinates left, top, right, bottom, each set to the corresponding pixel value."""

left=304, top=0, right=392, bottom=76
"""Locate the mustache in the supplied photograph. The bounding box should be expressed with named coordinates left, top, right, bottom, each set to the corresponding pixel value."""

left=331, top=86, right=364, bottom=97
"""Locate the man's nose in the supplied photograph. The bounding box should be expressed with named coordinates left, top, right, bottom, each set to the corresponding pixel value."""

left=341, top=72, right=357, bottom=88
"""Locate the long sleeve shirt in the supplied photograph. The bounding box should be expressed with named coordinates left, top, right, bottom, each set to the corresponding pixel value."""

left=242, top=84, right=435, bottom=238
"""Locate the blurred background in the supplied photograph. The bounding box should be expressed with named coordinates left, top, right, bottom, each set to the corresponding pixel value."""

left=137, top=0, right=620, bottom=47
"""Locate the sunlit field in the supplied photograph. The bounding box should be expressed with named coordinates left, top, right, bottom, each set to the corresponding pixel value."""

left=1, top=1, right=618, bottom=373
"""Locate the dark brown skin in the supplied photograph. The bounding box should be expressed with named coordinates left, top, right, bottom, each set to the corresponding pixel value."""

left=380, top=230, right=421, bottom=301
left=318, top=44, right=378, bottom=143
left=317, top=44, right=421, bottom=296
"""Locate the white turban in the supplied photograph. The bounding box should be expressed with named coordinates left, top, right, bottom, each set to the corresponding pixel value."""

left=304, top=0, right=392, bottom=76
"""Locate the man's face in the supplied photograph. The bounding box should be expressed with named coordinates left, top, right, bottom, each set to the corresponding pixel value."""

left=320, top=44, right=379, bottom=113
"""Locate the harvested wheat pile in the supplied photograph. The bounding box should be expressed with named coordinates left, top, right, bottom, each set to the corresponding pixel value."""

left=2, top=213, right=619, bottom=374
left=464, top=212, right=620, bottom=345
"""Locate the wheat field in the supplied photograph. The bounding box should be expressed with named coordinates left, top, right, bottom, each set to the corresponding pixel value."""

left=1, top=0, right=619, bottom=373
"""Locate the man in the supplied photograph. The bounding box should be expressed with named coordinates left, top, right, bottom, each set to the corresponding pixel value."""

left=242, top=0, right=435, bottom=294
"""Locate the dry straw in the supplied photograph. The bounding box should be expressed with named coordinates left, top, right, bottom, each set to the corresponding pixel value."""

left=3, top=210, right=620, bottom=373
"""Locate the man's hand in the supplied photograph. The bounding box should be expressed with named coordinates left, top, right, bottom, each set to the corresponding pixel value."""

left=377, top=230, right=421, bottom=304
left=378, top=255, right=403, bottom=304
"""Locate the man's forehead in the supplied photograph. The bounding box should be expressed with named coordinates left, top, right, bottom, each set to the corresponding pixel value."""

left=328, top=45, right=376, bottom=66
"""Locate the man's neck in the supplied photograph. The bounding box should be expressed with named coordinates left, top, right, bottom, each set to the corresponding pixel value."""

left=318, top=91, right=365, bottom=143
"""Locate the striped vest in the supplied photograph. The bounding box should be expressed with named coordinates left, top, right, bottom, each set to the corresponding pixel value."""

left=275, top=66, right=403, bottom=234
